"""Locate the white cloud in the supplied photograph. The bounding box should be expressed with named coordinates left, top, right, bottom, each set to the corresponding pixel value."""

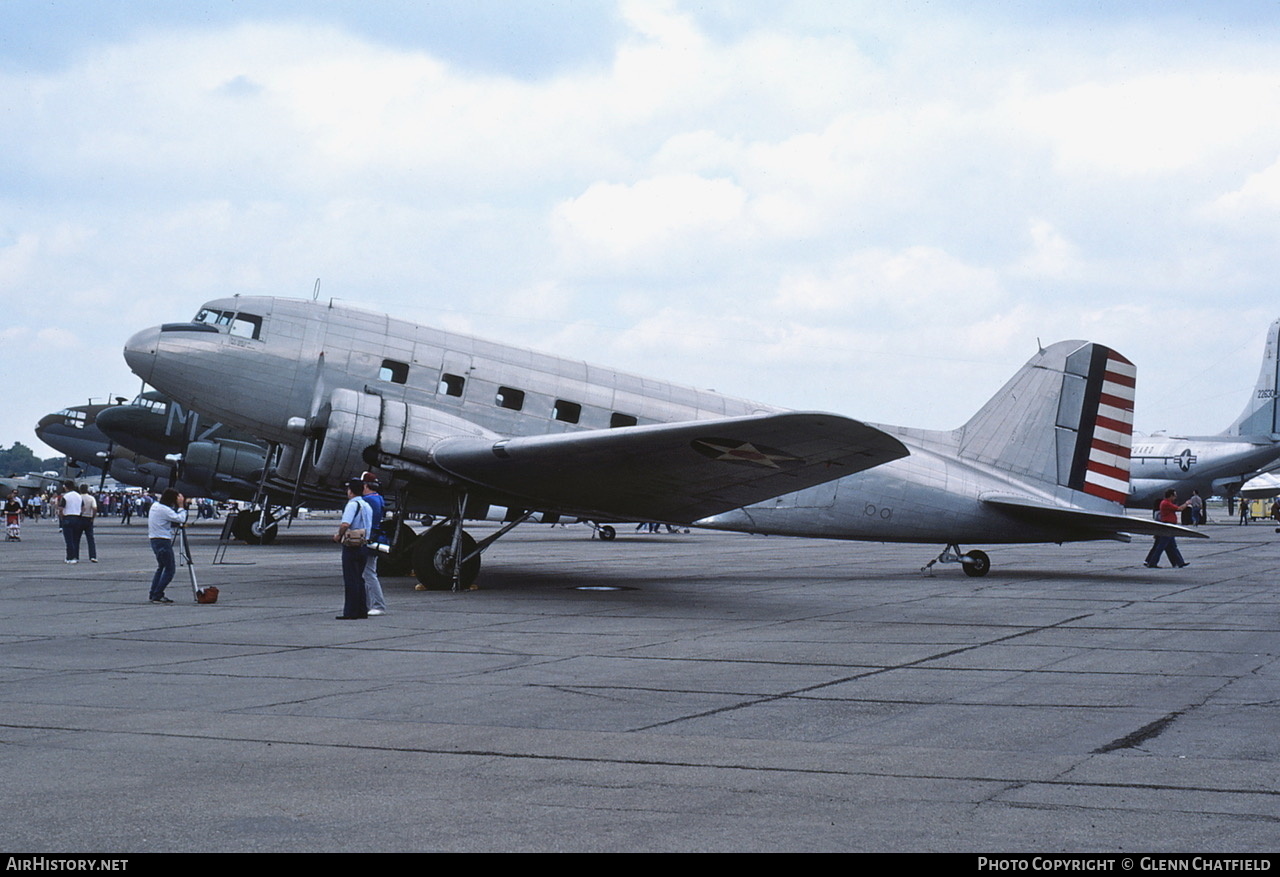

left=552, top=174, right=748, bottom=268
left=1208, top=157, right=1280, bottom=217
left=1013, top=72, right=1280, bottom=175
left=775, top=247, right=1004, bottom=317
left=6, top=2, right=1280, bottom=450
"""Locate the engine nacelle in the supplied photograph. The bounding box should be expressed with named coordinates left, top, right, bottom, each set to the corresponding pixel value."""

left=311, top=388, right=499, bottom=486
left=182, top=439, right=268, bottom=494
left=110, top=458, right=171, bottom=492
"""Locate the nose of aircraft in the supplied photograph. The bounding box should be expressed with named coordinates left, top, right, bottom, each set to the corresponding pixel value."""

left=33, top=412, right=60, bottom=443
left=122, top=326, right=161, bottom=383
left=94, top=405, right=145, bottom=446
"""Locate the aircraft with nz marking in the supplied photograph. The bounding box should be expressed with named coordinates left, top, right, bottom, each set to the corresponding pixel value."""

left=122, top=296, right=1201, bottom=589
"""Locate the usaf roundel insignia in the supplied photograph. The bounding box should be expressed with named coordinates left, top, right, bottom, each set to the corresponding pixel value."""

left=690, top=437, right=804, bottom=469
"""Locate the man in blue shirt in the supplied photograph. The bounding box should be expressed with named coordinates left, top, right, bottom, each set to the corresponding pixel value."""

left=360, top=473, right=387, bottom=616
left=333, top=478, right=373, bottom=620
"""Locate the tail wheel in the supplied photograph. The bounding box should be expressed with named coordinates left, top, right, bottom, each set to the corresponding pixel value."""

left=411, top=527, right=480, bottom=590
left=962, top=549, right=990, bottom=577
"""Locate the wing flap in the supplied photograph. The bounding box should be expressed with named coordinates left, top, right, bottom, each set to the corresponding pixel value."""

left=984, top=494, right=1209, bottom=539
left=429, top=412, right=909, bottom=523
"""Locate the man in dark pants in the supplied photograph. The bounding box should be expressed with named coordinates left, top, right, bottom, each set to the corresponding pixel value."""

left=333, top=478, right=372, bottom=620
left=1144, top=489, right=1190, bottom=569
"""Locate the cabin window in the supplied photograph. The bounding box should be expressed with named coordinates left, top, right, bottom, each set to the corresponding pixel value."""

left=439, top=374, right=465, bottom=397
left=380, top=359, right=409, bottom=384
left=496, top=387, right=525, bottom=411
left=553, top=400, right=582, bottom=424
left=610, top=413, right=637, bottom=428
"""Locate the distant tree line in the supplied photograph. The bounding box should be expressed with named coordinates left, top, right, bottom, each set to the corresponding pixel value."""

left=1, top=442, right=69, bottom=476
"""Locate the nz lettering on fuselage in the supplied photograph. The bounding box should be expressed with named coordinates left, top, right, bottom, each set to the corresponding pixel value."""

left=165, top=401, right=226, bottom=443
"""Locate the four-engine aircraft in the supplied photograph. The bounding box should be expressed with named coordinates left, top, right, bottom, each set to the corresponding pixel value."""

left=1126, top=317, right=1280, bottom=508
left=122, top=296, right=1201, bottom=589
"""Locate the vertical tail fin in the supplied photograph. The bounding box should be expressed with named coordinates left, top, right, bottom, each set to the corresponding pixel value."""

left=957, top=341, right=1134, bottom=504
left=1225, top=317, right=1280, bottom=439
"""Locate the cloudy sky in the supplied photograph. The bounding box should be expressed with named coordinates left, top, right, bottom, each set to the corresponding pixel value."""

left=5, top=1, right=1280, bottom=459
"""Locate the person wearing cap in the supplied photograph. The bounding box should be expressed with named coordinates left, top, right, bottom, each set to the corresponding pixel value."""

left=360, top=473, right=387, bottom=616
left=333, top=478, right=373, bottom=619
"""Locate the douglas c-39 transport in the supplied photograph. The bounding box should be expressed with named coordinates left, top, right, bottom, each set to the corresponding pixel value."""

left=122, top=296, right=1201, bottom=590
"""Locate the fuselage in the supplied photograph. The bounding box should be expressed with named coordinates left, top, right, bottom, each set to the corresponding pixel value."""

left=95, top=391, right=264, bottom=462
left=1127, top=434, right=1280, bottom=506
left=124, top=296, right=1134, bottom=546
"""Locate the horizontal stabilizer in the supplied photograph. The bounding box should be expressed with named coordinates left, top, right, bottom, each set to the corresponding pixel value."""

left=983, top=494, right=1208, bottom=539
left=430, top=412, right=909, bottom=523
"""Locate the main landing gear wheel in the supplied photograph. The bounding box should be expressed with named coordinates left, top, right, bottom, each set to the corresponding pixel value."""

left=378, top=521, right=418, bottom=577
left=962, top=549, right=990, bottom=577
left=597, top=525, right=616, bottom=541
left=233, top=510, right=278, bottom=545
left=411, top=527, right=480, bottom=591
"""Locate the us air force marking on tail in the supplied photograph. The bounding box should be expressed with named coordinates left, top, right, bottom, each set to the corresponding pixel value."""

left=123, top=296, right=1203, bottom=590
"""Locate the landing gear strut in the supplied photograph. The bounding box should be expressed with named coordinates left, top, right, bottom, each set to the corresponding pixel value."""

left=232, top=508, right=279, bottom=545
left=409, top=492, right=533, bottom=592
left=922, top=544, right=990, bottom=577
left=411, top=525, right=480, bottom=591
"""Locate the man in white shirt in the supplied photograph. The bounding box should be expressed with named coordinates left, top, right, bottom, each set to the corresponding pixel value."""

left=58, top=482, right=83, bottom=563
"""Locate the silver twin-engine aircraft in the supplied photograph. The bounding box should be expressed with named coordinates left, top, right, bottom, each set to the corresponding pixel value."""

left=122, top=296, right=1201, bottom=589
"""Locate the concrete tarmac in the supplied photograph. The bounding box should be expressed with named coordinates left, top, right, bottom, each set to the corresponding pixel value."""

left=2, top=515, right=1278, bottom=852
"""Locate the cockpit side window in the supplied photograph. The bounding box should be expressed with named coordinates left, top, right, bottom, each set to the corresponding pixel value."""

left=57, top=409, right=86, bottom=428
left=190, top=307, right=262, bottom=340
left=228, top=314, right=262, bottom=339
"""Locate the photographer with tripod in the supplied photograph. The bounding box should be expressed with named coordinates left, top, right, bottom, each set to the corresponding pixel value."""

left=147, top=488, right=188, bottom=604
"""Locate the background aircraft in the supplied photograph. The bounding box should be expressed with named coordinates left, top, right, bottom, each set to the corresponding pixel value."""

left=0, top=471, right=62, bottom=500
left=123, top=296, right=1200, bottom=589
left=1126, top=317, right=1280, bottom=508
left=36, top=399, right=195, bottom=494
left=33, top=401, right=123, bottom=479
left=39, top=394, right=315, bottom=543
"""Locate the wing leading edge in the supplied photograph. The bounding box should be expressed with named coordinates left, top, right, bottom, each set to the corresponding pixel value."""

left=429, top=412, right=909, bottom=524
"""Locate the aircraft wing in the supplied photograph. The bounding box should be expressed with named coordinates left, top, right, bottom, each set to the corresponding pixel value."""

left=983, top=494, right=1209, bottom=540
left=429, top=412, right=909, bottom=524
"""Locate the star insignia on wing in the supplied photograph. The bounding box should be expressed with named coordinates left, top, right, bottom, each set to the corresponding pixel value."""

left=690, top=437, right=804, bottom=469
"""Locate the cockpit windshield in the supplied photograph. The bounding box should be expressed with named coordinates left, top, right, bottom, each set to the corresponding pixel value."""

left=128, top=394, right=168, bottom=414
left=193, top=307, right=263, bottom=340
